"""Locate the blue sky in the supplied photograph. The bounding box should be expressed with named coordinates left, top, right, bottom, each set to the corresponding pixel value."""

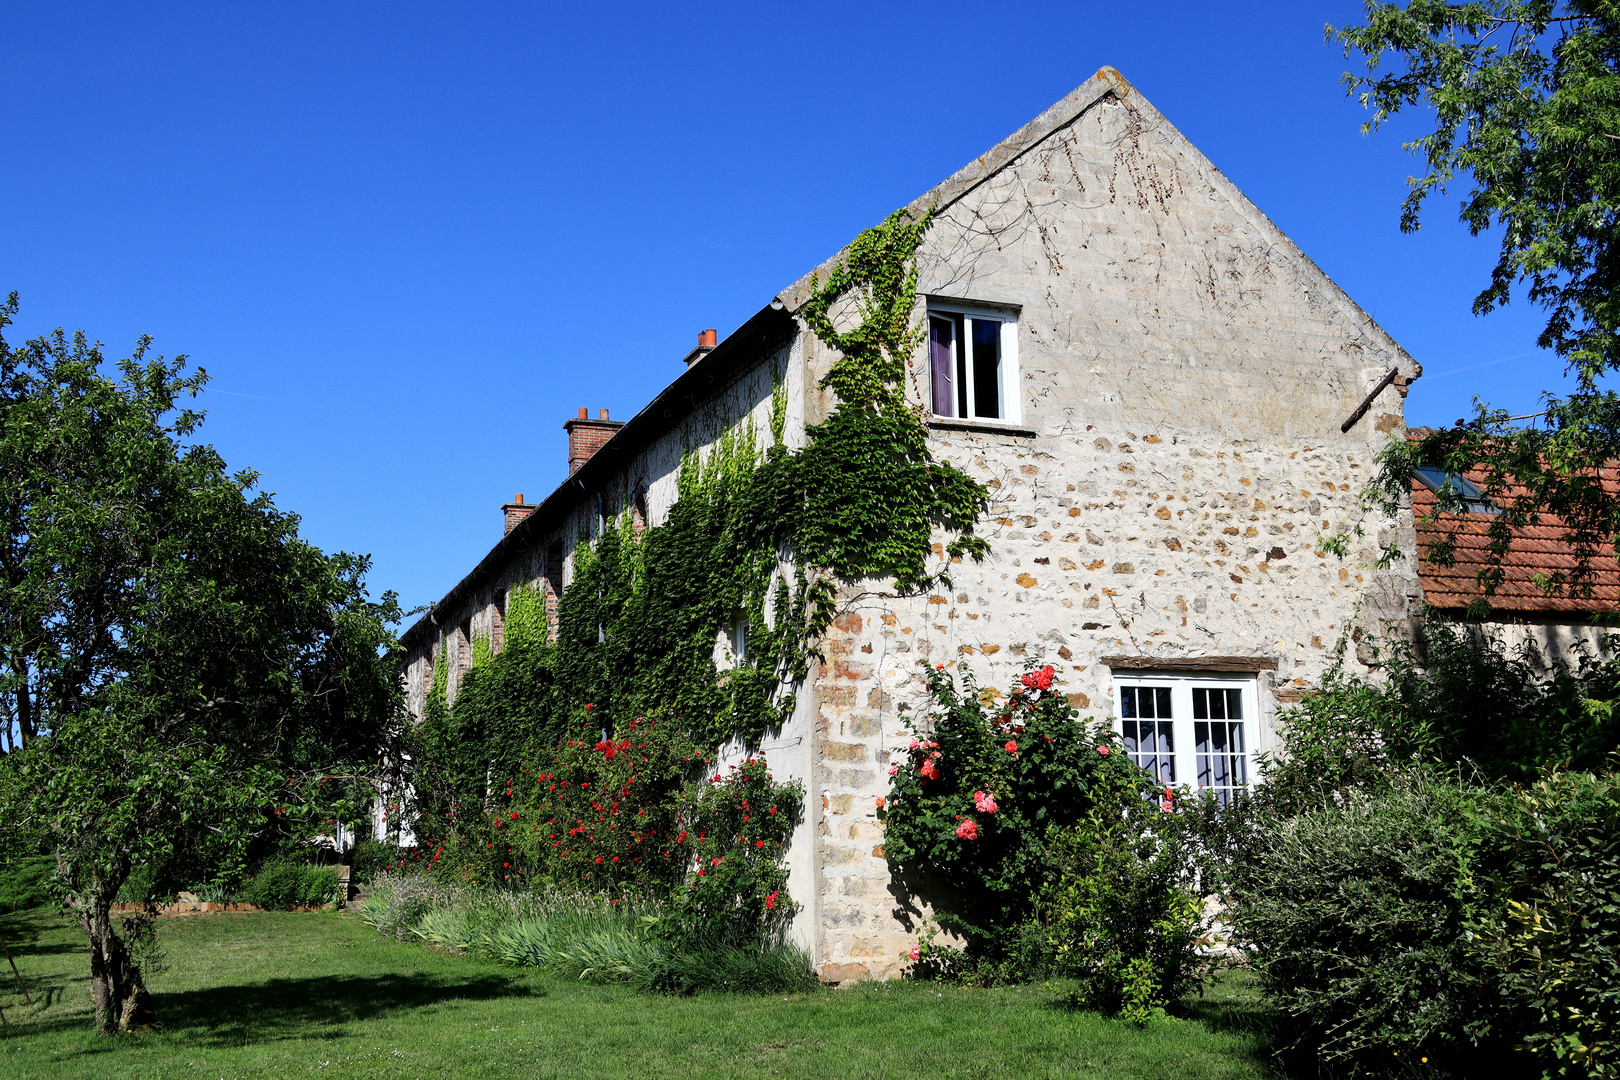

left=1, top=2, right=1574, bottom=620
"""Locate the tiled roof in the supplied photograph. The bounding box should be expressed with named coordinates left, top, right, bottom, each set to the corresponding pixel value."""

left=1412, top=465, right=1620, bottom=615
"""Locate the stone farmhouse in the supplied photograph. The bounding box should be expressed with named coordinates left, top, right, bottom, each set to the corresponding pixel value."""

left=394, top=68, right=1610, bottom=982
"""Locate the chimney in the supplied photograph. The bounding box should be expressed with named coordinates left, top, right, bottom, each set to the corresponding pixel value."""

left=564, top=407, right=625, bottom=476
left=682, top=328, right=718, bottom=369
left=502, top=492, right=537, bottom=536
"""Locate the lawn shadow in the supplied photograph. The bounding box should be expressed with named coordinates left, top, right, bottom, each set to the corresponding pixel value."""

left=147, top=971, right=535, bottom=1047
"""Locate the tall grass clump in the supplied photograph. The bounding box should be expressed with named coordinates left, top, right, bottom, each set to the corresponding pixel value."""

left=360, top=873, right=814, bottom=993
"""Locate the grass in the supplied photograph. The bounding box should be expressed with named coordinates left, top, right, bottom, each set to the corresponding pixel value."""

left=0, top=905, right=1279, bottom=1079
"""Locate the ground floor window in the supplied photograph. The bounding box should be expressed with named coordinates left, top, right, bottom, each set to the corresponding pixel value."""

left=1116, top=674, right=1255, bottom=806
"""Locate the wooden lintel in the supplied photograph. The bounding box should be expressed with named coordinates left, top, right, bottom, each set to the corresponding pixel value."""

left=1100, top=655, right=1279, bottom=673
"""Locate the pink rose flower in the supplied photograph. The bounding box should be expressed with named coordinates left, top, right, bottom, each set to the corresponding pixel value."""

left=1097, top=745, right=1110, bottom=756
left=887, top=764, right=900, bottom=776
left=908, top=946, right=921, bottom=962
left=1004, top=740, right=1018, bottom=755
left=908, top=737, right=921, bottom=750
left=954, top=817, right=979, bottom=840
left=973, top=791, right=998, bottom=814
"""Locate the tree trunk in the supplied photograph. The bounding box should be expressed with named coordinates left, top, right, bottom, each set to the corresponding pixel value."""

left=78, top=897, right=153, bottom=1035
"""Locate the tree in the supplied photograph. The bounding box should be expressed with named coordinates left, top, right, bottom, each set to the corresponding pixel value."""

left=1332, top=3, right=1620, bottom=602
left=0, top=294, right=403, bottom=1034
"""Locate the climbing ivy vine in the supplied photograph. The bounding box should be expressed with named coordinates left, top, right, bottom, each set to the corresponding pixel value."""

left=408, top=208, right=989, bottom=870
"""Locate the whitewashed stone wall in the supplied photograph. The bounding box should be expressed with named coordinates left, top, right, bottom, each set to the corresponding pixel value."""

left=791, top=70, right=1424, bottom=981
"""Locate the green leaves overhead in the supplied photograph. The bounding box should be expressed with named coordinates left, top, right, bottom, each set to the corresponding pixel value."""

left=1335, top=3, right=1620, bottom=602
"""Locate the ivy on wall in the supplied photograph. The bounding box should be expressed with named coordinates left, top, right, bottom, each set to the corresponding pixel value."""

left=409, top=208, right=990, bottom=866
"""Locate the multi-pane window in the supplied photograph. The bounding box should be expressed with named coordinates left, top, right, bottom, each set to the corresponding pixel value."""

left=1115, top=675, right=1256, bottom=806
left=927, top=304, right=1018, bottom=421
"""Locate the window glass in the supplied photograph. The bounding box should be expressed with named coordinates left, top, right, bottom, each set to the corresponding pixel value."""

left=926, top=306, right=1014, bottom=421
left=928, top=317, right=956, bottom=417
left=1193, top=688, right=1247, bottom=807
left=1414, top=466, right=1497, bottom=514
left=971, top=318, right=1001, bottom=418
left=1120, top=685, right=1175, bottom=785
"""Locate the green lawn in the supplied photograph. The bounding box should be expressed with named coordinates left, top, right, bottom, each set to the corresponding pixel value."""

left=0, top=906, right=1278, bottom=1079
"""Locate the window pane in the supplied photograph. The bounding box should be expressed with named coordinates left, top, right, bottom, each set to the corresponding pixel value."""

left=929, top=317, right=955, bottom=417
left=971, top=318, right=1001, bottom=418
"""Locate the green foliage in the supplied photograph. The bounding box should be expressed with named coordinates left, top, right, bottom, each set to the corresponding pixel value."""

left=663, top=757, right=803, bottom=954
left=0, top=852, right=55, bottom=913
left=1474, top=771, right=1620, bottom=1079
left=1262, top=624, right=1620, bottom=801
left=349, top=840, right=407, bottom=884
left=240, top=860, right=342, bottom=910
left=881, top=662, right=1167, bottom=952
left=502, top=581, right=547, bottom=652
left=359, top=875, right=815, bottom=995
left=1039, top=805, right=1208, bottom=1023
left=510, top=713, right=698, bottom=893
left=1222, top=778, right=1486, bottom=1075
left=409, top=207, right=987, bottom=924
left=0, top=294, right=403, bottom=1033
left=1335, top=4, right=1620, bottom=597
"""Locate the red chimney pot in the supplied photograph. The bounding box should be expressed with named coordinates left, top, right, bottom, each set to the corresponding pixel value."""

left=699, top=328, right=717, bottom=349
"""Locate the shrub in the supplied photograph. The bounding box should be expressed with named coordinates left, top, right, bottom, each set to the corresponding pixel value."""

left=241, top=860, right=341, bottom=909
left=1270, top=626, right=1620, bottom=801
left=1223, top=777, right=1489, bottom=1074
left=507, top=712, right=700, bottom=893
left=0, top=852, right=55, bottom=913
left=1038, top=800, right=1208, bottom=1021
left=663, top=757, right=803, bottom=951
left=882, top=660, right=1207, bottom=1016
left=349, top=840, right=406, bottom=883
left=883, top=661, right=1152, bottom=950
left=1473, top=772, right=1620, bottom=1079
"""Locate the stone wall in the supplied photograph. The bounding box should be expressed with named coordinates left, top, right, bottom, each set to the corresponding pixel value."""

left=795, top=71, right=1423, bottom=980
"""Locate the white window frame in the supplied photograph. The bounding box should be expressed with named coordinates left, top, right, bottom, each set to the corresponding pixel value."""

left=1112, top=671, right=1258, bottom=805
left=925, top=300, right=1021, bottom=425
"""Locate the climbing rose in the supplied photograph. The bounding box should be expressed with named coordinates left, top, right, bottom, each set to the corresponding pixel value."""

left=1020, top=665, right=1055, bottom=692
left=887, top=764, right=899, bottom=776
left=954, top=818, right=979, bottom=840
left=765, top=890, right=779, bottom=910
left=908, top=737, right=921, bottom=750
left=1004, top=740, right=1018, bottom=755
left=973, top=791, right=997, bottom=814
left=908, top=945, right=921, bottom=962
left=875, top=796, right=886, bottom=810
left=1097, top=745, right=1110, bottom=756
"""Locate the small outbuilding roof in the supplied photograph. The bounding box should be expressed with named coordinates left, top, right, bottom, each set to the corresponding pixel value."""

left=1412, top=462, right=1620, bottom=616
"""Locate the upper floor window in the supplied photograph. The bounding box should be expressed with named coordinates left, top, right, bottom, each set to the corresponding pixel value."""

left=928, top=303, right=1019, bottom=422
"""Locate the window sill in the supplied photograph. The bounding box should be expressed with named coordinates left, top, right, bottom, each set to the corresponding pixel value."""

left=926, top=416, right=1037, bottom=438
